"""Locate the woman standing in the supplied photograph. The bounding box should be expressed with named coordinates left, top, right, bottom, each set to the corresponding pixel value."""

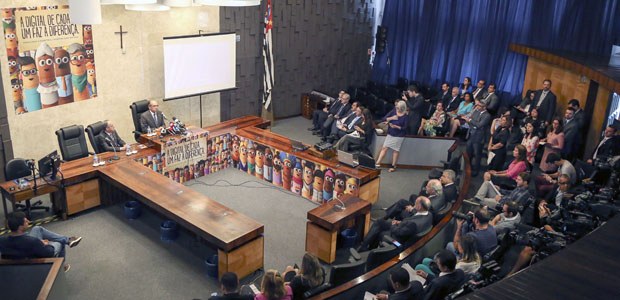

left=420, top=102, right=446, bottom=136
left=375, top=100, right=409, bottom=172
left=521, top=122, right=540, bottom=164
left=539, top=118, right=564, bottom=172
left=487, top=115, right=510, bottom=171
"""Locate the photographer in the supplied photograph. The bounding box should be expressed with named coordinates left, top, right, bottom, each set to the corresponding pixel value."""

left=447, top=208, right=497, bottom=257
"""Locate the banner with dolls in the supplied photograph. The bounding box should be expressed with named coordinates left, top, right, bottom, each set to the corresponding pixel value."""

left=2, top=5, right=97, bottom=114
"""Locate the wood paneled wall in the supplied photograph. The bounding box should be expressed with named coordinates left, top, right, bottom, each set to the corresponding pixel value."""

left=523, top=57, right=589, bottom=115
left=585, top=85, right=611, bottom=157
left=220, top=0, right=375, bottom=120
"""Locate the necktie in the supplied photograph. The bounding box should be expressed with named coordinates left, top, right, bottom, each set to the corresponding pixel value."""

left=537, top=91, right=547, bottom=107
left=153, top=112, right=157, bottom=124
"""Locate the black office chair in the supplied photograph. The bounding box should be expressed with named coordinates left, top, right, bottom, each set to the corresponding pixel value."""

left=55, top=125, right=90, bottom=161
left=130, top=99, right=149, bottom=142
left=349, top=243, right=398, bottom=272
left=4, top=158, right=50, bottom=218
left=328, top=260, right=366, bottom=286
left=433, top=202, right=453, bottom=225
left=85, top=121, right=107, bottom=154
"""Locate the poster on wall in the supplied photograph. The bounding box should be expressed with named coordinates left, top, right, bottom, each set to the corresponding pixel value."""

left=2, top=5, right=97, bottom=114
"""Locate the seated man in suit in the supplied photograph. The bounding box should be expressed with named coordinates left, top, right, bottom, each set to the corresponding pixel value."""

left=96, top=120, right=126, bottom=152
left=440, top=169, right=458, bottom=204
left=588, top=125, right=620, bottom=164
left=309, top=90, right=344, bottom=132
left=325, top=104, right=363, bottom=143
left=415, top=250, right=465, bottom=300
left=472, top=172, right=531, bottom=209
left=357, top=196, right=433, bottom=251
left=209, top=272, right=253, bottom=300
left=471, top=79, right=488, bottom=101
left=384, top=180, right=445, bottom=221
left=139, top=100, right=165, bottom=133
left=318, top=93, right=352, bottom=137
left=375, top=267, right=423, bottom=300
left=0, top=212, right=81, bottom=271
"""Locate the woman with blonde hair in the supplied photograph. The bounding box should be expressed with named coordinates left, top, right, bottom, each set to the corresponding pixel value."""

left=284, top=253, right=325, bottom=300
left=375, top=100, right=409, bottom=172
left=254, top=270, right=292, bottom=300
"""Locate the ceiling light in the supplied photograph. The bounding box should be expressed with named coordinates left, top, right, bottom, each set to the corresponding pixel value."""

left=69, top=0, right=102, bottom=24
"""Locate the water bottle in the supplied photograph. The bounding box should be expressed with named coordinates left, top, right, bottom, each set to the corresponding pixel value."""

left=93, top=153, right=99, bottom=166
left=147, top=126, right=152, bottom=135
left=126, top=144, right=132, bottom=156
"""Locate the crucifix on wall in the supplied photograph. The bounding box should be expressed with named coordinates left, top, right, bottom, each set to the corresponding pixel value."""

left=114, top=25, right=128, bottom=53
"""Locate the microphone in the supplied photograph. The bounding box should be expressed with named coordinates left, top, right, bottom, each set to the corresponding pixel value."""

left=334, top=195, right=346, bottom=211
left=161, top=111, right=168, bottom=120
left=105, top=136, right=120, bottom=160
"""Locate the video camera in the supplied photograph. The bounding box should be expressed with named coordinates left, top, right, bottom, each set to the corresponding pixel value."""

left=446, top=260, right=501, bottom=299
left=508, top=224, right=566, bottom=258
left=452, top=211, right=473, bottom=223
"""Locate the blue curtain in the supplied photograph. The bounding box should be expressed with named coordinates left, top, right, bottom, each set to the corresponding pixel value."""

left=371, top=0, right=620, bottom=104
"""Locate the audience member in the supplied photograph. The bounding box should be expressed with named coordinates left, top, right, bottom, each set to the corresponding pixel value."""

left=254, top=270, right=292, bottom=300
left=471, top=79, right=488, bottom=100
left=374, top=268, right=423, bottom=300
left=448, top=92, right=474, bottom=137
left=567, top=99, right=585, bottom=132
left=539, top=118, right=564, bottom=172
left=562, top=107, right=580, bottom=161
left=587, top=125, right=620, bottom=164
left=309, top=91, right=344, bottom=132
left=335, top=108, right=374, bottom=153
left=459, top=76, right=473, bottom=95
left=464, top=100, right=492, bottom=176
left=505, top=114, right=524, bottom=153
left=482, top=83, right=499, bottom=116
left=487, top=115, right=510, bottom=171
left=473, top=172, right=531, bottom=209
left=447, top=208, right=497, bottom=257
left=520, top=122, right=539, bottom=164
left=357, top=196, right=433, bottom=251
left=520, top=107, right=544, bottom=138
left=416, top=235, right=481, bottom=278
left=319, top=93, right=352, bottom=137
left=209, top=272, right=253, bottom=300
left=486, top=145, right=528, bottom=189
left=140, top=100, right=165, bottom=132
left=416, top=250, right=465, bottom=300
left=0, top=212, right=82, bottom=271
left=512, top=89, right=535, bottom=124
left=375, top=100, right=409, bottom=172
left=326, top=101, right=359, bottom=138
left=325, top=104, right=363, bottom=143
left=535, top=153, right=576, bottom=197
left=440, top=169, right=458, bottom=204
left=532, top=79, right=557, bottom=125
left=384, top=179, right=444, bottom=221
left=489, top=201, right=522, bottom=234
left=404, top=85, right=425, bottom=135
left=444, top=86, right=463, bottom=113
left=419, top=102, right=446, bottom=136
left=96, top=120, right=126, bottom=152
left=283, top=253, right=324, bottom=300
left=435, top=82, right=452, bottom=106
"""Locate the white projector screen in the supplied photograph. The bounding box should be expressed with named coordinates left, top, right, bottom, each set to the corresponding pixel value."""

left=163, top=33, right=236, bottom=100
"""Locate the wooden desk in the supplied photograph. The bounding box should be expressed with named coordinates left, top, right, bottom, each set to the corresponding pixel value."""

left=0, top=258, right=66, bottom=300
left=236, top=126, right=381, bottom=203
left=137, top=126, right=208, bottom=152
left=98, top=160, right=264, bottom=278
left=305, top=196, right=371, bottom=263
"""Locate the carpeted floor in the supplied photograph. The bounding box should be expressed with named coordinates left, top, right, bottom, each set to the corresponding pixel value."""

left=0, top=116, right=434, bottom=300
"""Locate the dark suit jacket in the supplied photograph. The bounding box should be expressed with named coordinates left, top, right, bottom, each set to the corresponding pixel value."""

left=433, top=91, right=451, bottom=105
left=388, top=281, right=424, bottom=300
left=407, top=95, right=425, bottom=134
left=443, top=183, right=458, bottom=203
left=591, top=135, right=620, bottom=160
left=390, top=212, right=433, bottom=243
left=208, top=293, right=253, bottom=300
left=96, top=131, right=126, bottom=152
left=573, top=109, right=586, bottom=130
left=468, top=110, right=491, bottom=143
left=484, top=93, right=500, bottom=116
left=423, top=269, right=465, bottom=300
left=472, top=88, right=488, bottom=100
left=562, top=118, right=580, bottom=157
left=444, top=96, right=461, bottom=113
left=533, top=90, right=557, bottom=123
left=140, top=110, right=165, bottom=132
left=429, top=194, right=446, bottom=213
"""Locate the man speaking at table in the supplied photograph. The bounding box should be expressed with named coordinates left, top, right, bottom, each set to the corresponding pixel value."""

left=140, top=100, right=165, bottom=132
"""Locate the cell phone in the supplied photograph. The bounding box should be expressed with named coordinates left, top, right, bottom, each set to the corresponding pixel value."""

left=392, top=240, right=401, bottom=247
left=249, top=284, right=260, bottom=294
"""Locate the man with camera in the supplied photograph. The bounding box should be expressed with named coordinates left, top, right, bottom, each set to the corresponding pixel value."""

left=447, top=208, right=497, bottom=257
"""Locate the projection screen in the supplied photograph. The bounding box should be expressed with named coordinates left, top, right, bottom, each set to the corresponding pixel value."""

left=163, top=33, right=236, bottom=100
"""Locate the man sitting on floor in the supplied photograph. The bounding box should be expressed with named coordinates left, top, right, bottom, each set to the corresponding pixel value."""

left=357, top=196, right=433, bottom=251
left=0, top=212, right=81, bottom=271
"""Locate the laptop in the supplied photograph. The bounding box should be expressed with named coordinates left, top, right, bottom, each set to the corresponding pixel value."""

left=357, top=153, right=377, bottom=170
left=337, top=150, right=359, bottom=168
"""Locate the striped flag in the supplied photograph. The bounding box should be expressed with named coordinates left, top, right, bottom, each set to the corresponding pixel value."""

left=262, top=0, right=274, bottom=110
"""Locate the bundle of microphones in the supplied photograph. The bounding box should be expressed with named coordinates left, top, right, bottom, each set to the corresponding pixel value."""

left=161, top=114, right=187, bottom=135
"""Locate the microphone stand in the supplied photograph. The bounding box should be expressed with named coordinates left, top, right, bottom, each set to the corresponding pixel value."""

left=29, top=160, right=38, bottom=194
left=106, top=137, right=120, bottom=160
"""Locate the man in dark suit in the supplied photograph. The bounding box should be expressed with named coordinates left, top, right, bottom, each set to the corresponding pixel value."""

left=309, top=90, right=343, bottom=131
left=532, top=79, right=557, bottom=125
left=375, top=268, right=424, bottom=300
left=440, top=169, right=458, bottom=203
left=96, top=120, right=126, bottom=153
left=433, top=82, right=451, bottom=105
left=416, top=250, right=465, bottom=300
left=357, top=196, right=433, bottom=251
left=384, top=180, right=444, bottom=221
left=405, top=85, right=425, bottom=135
left=443, top=87, right=462, bottom=113
left=209, top=272, right=253, bottom=300
left=471, top=79, right=488, bottom=100
left=568, top=99, right=586, bottom=157
left=562, top=107, right=580, bottom=161
left=319, top=93, right=351, bottom=137
left=464, top=101, right=492, bottom=176
left=326, top=105, right=363, bottom=143
left=588, top=126, right=620, bottom=164
left=139, top=100, right=165, bottom=133
left=483, top=83, right=500, bottom=117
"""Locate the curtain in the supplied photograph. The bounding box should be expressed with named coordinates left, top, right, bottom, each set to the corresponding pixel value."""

left=371, top=0, right=620, bottom=104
